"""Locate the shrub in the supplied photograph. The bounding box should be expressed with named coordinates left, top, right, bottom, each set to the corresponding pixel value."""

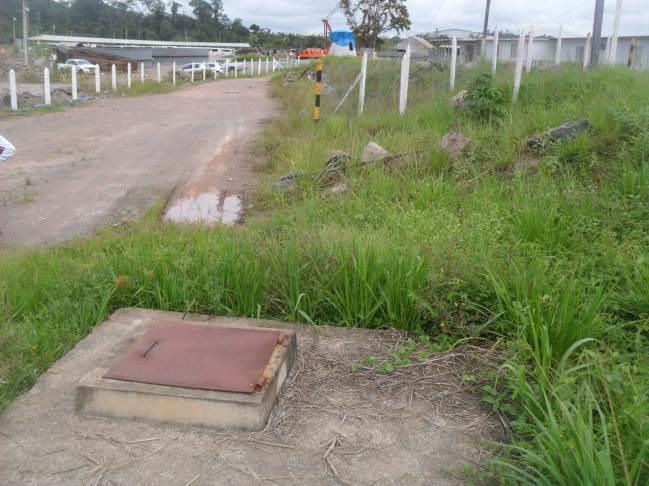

left=465, top=73, right=507, bottom=123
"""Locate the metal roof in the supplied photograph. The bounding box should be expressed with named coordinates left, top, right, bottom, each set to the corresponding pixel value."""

left=397, top=36, right=433, bottom=49
left=29, top=34, right=250, bottom=49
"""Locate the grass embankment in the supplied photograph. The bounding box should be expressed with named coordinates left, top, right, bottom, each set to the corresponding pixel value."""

left=1, top=60, right=648, bottom=483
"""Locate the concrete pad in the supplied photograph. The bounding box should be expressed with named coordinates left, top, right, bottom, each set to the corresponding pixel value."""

left=0, top=308, right=498, bottom=485
left=76, top=320, right=296, bottom=430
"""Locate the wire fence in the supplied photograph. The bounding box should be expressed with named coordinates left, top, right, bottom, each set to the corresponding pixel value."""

left=308, top=29, right=649, bottom=122
left=3, top=56, right=311, bottom=111
left=318, top=49, right=477, bottom=120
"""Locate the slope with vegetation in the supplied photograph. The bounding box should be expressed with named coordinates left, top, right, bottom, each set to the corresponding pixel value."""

left=1, top=61, right=648, bottom=483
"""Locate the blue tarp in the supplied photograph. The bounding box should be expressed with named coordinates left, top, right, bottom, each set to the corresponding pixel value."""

left=329, top=30, right=356, bottom=49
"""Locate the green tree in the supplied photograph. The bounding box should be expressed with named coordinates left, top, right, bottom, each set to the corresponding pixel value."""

left=170, top=1, right=180, bottom=25
left=340, top=0, right=411, bottom=49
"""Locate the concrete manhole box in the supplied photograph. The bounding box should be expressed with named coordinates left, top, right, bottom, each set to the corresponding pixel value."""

left=76, top=319, right=296, bottom=430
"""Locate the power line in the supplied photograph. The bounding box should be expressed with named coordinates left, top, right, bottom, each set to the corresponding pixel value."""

left=548, top=1, right=589, bottom=24
left=324, top=4, right=339, bottom=20
left=428, top=0, right=450, bottom=29
left=453, top=0, right=479, bottom=27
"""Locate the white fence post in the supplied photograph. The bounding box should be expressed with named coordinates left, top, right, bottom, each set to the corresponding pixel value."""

left=202, top=62, right=206, bottom=81
left=555, top=26, right=563, bottom=65
left=526, top=27, right=535, bottom=73
left=250, top=59, right=254, bottom=75
left=235, top=61, right=238, bottom=78
left=605, top=37, right=612, bottom=65
left=583, top=33, right=591, bottom=70
left=450, top=37, right=457, bottom=91
left=140, top=62, right=144, bottom=83
left=172, top=62, right=176, bottom=85
left=266, top=57, right=269, bottom=74
left=358, top=51, right=368, bottom=116
left=225, top=60, right=229, bottom=78
left=111, top=64, right=117, bottom=91
left=127, top=62, right=131, bottom=88
left=609, top=0, right=622, bottom=64
left=258, top=58, right=262, bottom=75
left=9, top=69, right=17, bottom=110
left=191, top=65, right=195, bottom=82
left=399, top=45, right=411, bottom=115
left=157, top=62, right=161, bottom=83
left=95, top=64, right=100, bottom=93
left=491, top=26, right=499, bottom=76
left=214, top=62, right=217, bottom=79
left=513, top=31, right=526, bottom=102
left=71, top=66, right=78, bottom=101
left=43, top=68, right=51, bottom=105
left=272, top=58, right=276, bottom=72
left=243, top=59, right=246, bottom=76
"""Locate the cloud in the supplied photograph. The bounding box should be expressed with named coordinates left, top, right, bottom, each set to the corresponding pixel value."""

left=182, top=0, right=649, bottom=37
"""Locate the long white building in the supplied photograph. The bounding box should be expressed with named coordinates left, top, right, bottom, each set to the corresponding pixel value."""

left=29, top=34, right=249, bottom=50
left=425, top=30, right=649, bottom=68
left=484, top=35, right=648, bottom=67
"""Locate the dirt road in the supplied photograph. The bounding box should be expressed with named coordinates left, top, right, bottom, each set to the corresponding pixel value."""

left=0, top=77, right=275, bottom=246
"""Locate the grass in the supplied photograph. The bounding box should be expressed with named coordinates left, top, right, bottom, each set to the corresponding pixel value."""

left=1, top=59, right=649, bottom=483
left=0, top=103, right=65, bottom=118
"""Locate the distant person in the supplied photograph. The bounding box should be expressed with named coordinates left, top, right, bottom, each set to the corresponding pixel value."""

left=0, top=134, right=15, bottom=162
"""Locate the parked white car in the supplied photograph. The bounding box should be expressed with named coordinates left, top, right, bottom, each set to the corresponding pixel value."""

left=205, top=62, right=224, bottom=74
left=56, top=59, right=96, bottom=74
left=214, top=59, right=245, bottom=73
left=177, top=62, right=223, bottom=77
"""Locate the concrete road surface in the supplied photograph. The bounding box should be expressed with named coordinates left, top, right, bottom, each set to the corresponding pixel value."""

left=0, top=77, right=275, bottom=246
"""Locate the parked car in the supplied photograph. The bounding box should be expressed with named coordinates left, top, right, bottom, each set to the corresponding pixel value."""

left=205, top=62, right=224, bottom=74
left=177, top=62, right=223, bottom=77
left=213, top=59, right=245, bottom=73
left=56, top=59, right=96, bottom=74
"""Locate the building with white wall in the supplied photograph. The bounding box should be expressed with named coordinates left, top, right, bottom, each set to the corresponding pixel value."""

left=483, top=34, right=649, bottom=68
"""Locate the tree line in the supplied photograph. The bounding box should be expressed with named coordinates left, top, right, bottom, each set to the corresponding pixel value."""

left=0, top=0, right=325, bottom=49
left=1, top=0, right=413, bottom=50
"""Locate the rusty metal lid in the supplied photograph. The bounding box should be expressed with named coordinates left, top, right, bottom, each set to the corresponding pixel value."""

left=103, top=320, right=282, bottom=393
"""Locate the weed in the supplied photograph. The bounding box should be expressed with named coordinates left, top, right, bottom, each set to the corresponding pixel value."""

left=465, top=72, right=507, bottom=122
left=1, top=61, right=649, bottom=482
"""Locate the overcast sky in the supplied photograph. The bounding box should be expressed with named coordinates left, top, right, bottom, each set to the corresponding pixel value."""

left=179, top=0, right=647, bottom=38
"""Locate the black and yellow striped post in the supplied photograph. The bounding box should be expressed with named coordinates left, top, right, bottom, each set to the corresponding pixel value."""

left=627, top=38, right=637, bottom=68
left=314, top=60, right=322, bottom=123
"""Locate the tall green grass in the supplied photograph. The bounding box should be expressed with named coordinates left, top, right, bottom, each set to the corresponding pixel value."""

left=1, top=62, right=649, bottom=482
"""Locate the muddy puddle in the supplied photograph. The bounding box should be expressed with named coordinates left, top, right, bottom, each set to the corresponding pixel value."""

left=164, top=191, right=243, bottom=225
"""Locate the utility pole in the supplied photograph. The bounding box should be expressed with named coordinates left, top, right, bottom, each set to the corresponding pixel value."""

left=22, top=0, right=29, bottom=65
left=481, top=0, right=491, bottom=58
left=482, top=0, right=491, bottom=38
left=590, top=0, right=605, bottom=67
